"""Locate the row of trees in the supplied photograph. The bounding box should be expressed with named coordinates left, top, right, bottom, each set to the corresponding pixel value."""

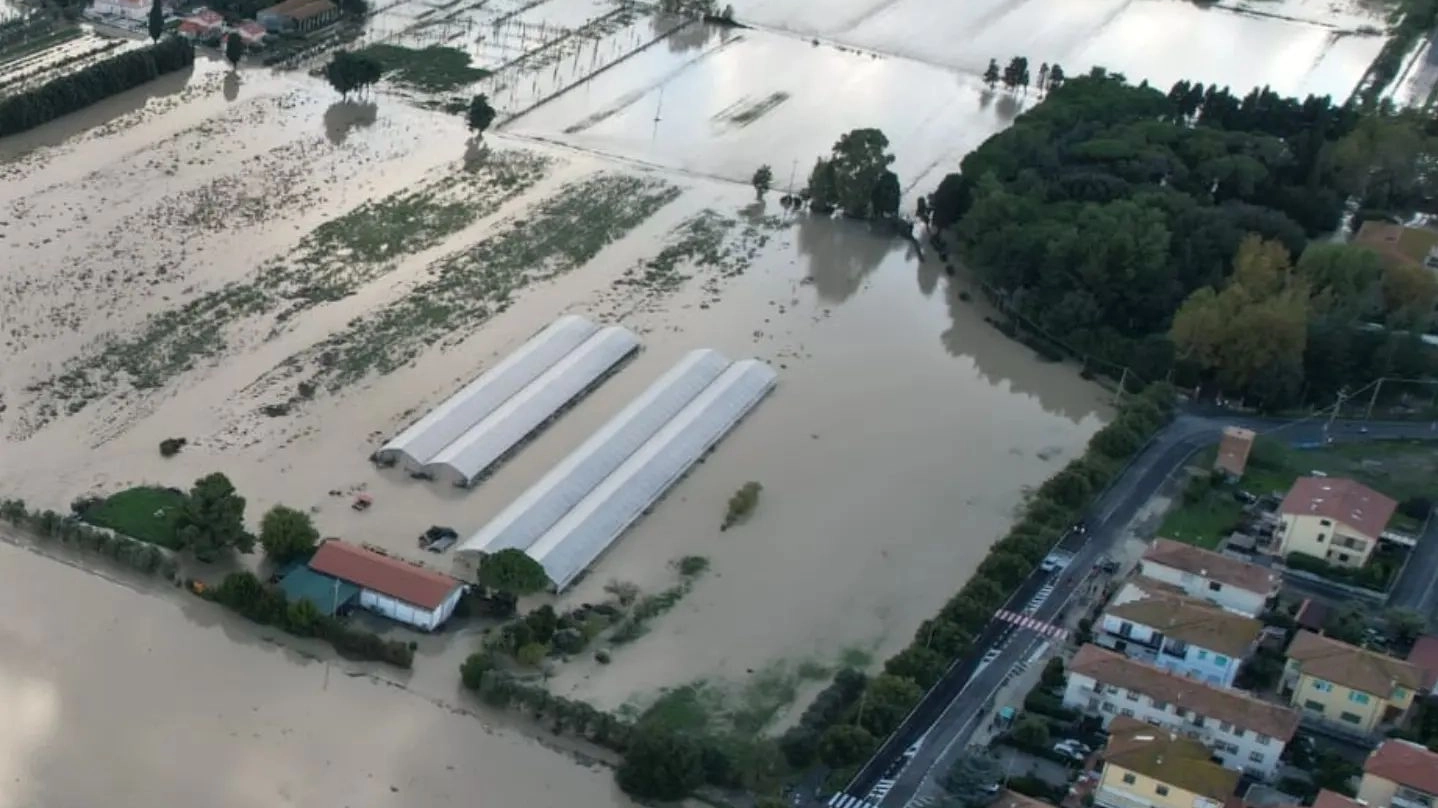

left=0, top=35, right=194, bottom=137
left=981, top=57, right=1066, bottom=94
left=0, top=497, right=180, bottom=579
left=780, top=384, right=1176, bottom=776
left=324, top=50, right=382, bottom=98
left=929, top=70, right=1438, bottom=409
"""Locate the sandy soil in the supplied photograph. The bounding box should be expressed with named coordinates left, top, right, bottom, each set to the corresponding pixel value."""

left=0, top=538, right=638, bottom=808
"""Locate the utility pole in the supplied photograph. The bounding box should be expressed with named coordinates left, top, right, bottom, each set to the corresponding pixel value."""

left=1365, top=377, right=1386, bottom=420
left=1325, top=386, right=1350, bottom=438
left=1112, top=367, right=1128, bottom=407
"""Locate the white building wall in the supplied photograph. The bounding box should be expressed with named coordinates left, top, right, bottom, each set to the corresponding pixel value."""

left=1097, top=615, right=1243, bottom=687
left=1139, top=561, right=1268, bottom=617
left=357, top=586, right=463, bottom=631
left=91, top=0, right=148, bottom=19
left=1063, top=671, right=1286, bottom=778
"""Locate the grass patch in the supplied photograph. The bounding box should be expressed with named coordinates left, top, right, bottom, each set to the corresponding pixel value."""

left=80, top=486, right=186, bottom=549
left=287, top=172, right=681, bottom=392
left=1158, top=489, right=1243, bottom=549
left=357, top=44, right=492, bottom=93
left=616, top=208, right=779, bottom=294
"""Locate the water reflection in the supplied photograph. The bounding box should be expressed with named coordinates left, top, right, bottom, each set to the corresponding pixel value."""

left=222, top=71, right=240, bottom=103
left=656, top=14, right=715, bottom=52
left=794, top=213, right=890, bottom=302
left=322, top=100, right=378, bottom=146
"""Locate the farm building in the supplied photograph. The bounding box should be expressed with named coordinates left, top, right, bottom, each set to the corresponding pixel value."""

left=427, top=325, right=640, bottom=486
left=89, top=0, right=148, bottom=21
left=458, top=351, right=776, bottom=591
left=257, top=0, right=338, bottom=32
left=375, top=315, right=601, bottom=472
left=458, top=349, right=732, bottom=557
left=303, top=539, right=466, bottom=631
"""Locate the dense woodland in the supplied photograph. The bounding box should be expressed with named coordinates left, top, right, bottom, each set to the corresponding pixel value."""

left=0, top=36, right=193, bottom=136
left=929, top=71, right=1438, bottom=409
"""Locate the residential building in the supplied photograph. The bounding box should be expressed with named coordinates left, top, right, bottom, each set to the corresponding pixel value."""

left=90, top=0, right=148, bottom=20
left=1359, top=740, right=1438, bottom=808
left=1215, top=427, right=1256, bottom=479
left=305, top=539, right=466, bottom=631
left=177, top=8, right=223, bottom=39
left=1095, top=716, right=1240, bottom=808
left=1353, top=221, right=1438, bottom=273
left=1276, top=476, right=1396, bottom=568
left=1064, top=644, right=1299, bottom=778
left=1282, top=630, right=1423, bottom=735
left=1097, top=581, right=1261, bottom=687
left=994, top=791, right=1056, bottom=808
left=1408, top=635, right=1438, bottom=692
left=1140, top=538, right=1279, bottom=617
left=1313, top=790, right=1364, bottom=808
left=235, top=20, right=269, bottom=47
left=258, top=0, right=339, bottom=32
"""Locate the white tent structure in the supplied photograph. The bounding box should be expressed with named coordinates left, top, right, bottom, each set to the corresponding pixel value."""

left=426, top=326, right=641, bottom=486
left=456, top=349, right=732, bottom=557
left=373, top=315, right=599, bottom=471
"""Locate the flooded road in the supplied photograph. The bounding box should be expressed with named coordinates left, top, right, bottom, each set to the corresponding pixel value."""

left=0, top=538, right=637, bottom=808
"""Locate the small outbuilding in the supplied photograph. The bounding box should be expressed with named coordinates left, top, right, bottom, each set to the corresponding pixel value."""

left=257, top=0, right=339, bottom=33
left=1215, top=425, right=1255, bottom=479
left=307, top=539, right=465, bottom=631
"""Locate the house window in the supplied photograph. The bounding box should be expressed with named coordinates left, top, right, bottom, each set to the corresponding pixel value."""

left=1316, top=534, right=1326, bottom=543
left=1103, top=702, right=1116, bottom=713
left=1209, top=581, right=1223, bottom=592
left=1349, top=692, right=1371, bottom=705
left=1312, top=680, right=1333, bottom=692
left=1321, top=519, right=1332, bottom=527
left=1215, top=655, right=1229, bottom=666
left=1256, top=734, right=1270, bottom=746
left=1156, top=786, right=1170, bottom=797
left=1250, top=752, right=1265, bottom=763
left=1119, top=621, right=1135, bottom=638
left=1338, top=553, right=1350, bottom=563
left=1197, top=650, right=1209, bottom=660
left=1122, top=708, right=1135, bottom=718
left=1396, top=688, right=1408, bottom=700
left=1304, top=700, right=1326, bottom=713
left=1219, top=721, right=1231, bottom=732
left=1125, top=691, right=1139, bottom=702
left=1123, top=773, right=1137, bottom=785
left=1340, top=712, right=1363, bottom=724
left=1151, top=700, right=1168, bottom=711
left=1233, top=728, right=1245, bottom=739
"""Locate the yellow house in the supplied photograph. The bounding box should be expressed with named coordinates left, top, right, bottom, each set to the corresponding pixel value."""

left=1277, top=476, right=1396, bottom=568
left=1283, top=630, right=1423, bottom=735
left=1360, top=739, right=1438, bottom=808
left=1095, top=716, right=1239, bottom=808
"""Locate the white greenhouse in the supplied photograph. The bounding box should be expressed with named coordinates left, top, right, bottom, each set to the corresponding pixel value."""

left=528, top=358, right=777, bottom=590
left=373, top=315, right=600, bottom=471
left=455, top=348, right=733, bottom=557
left=426, top=326, right=641, bottom=486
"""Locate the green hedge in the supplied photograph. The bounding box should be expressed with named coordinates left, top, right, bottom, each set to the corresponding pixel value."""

left=0, top=36, right=194, bottom=136
left=796, top=382, right=1176, bottom=761
left=1284, top=551, right=1392, bottom=592
left=0, top=497, right=180, bottom=579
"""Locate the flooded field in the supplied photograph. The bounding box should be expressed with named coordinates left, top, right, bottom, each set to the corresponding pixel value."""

left=0, top=539, right=637, bottom=808
left=730, top=0, right=1389, bottom=100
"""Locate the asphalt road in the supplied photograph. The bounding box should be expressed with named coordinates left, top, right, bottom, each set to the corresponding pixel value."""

left=827, top=412, right=1438, bottom=808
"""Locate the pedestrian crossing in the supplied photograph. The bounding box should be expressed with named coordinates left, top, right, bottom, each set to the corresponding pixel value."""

left=829, top=793, right=880, bottom=808
left=906, top=796, right=938, bottom=808
left=866, top=778, right=897, bottom=803
left=1023, top=584, right=1055, bottom=615
left=995, top=609, right=1068, bottom=639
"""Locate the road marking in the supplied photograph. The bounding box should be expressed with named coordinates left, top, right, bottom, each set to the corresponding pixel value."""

left=995, top=610, right=1069, bottom=640
left=829, top=794, right=880, bottom=808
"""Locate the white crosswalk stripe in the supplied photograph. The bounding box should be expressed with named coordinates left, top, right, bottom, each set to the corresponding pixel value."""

left=995, top=609, right=1069, bottom=640
left=829, top=794, right=880, bottom=808
left=867, top=778, right=896, bottom=802
left=906, top=797, right=936, bottom=808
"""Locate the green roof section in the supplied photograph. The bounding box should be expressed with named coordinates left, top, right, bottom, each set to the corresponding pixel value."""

left=278, top=566, right=360, bottom=616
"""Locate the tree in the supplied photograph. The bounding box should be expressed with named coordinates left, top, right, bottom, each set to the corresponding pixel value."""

left=176, top=472, right=252, bottom=562
left=479, top=548, right=550, bottom=595
left=752, top=164, right=773, bottom=199
left=944, top=750, right=1004, bottom=808
left=325, top=51, right=382, bottom=99
left=1041, top=657, right=1065, bottom=689
left=983, top=58, right=1000, bottom=89
left=1325, top=602, right=1367, bottom=645
left=1037, top=62, right=1050, bottom=92
left=858, top=674, right=923, bottom=736
left=872, top=169, right=901, bottom=218
left=1386, top=607, right=1428, bottom=645
left=807, top=158, right=838, bottom=213
left=148, top=0, right=163, bottom=43
left=1012, top=714, right=1050, bottom=747
left=1047, top=63, right=1065, bottom=89
left=224, top=33, right=244, bottom=70
left=258, top=504, right=319, bottom=563
left=467, top=93, right=496, bottom=134
left=818, top=723, right=876, bottom=767
left=460, top=651, right=497, bottom=690
left=1381, top=262, right=1438, bottom=323
left=884, top=645, right=946, bottom=687
left=616, top=726, right=705, bottom=801
left=285, top=597, right=321, bottom=636
left=827, top=128, right=896, bottom=218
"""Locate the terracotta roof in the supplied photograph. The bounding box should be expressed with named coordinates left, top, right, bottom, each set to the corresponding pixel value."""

left=1143, top=538, right=1280, bottom=595
left=262, top=0, right=336, bottom=18
left=995, top=790, right=1054, bottom=808
left=1312, top=790, right=1363, bottom=808
left=1279, top=477, right=1396, bottom=539
left=1070, top=644, right=1300, bottom=741
left=1216, top=427, right=1256, bottom=475
left=1106, top=591, right=1262, bottom=657
left=308, top=540, right=461, bottom=610
left=1408, top=635, right=1438, bottom=691
left=1353, top=221, right=1438, bottom=270
left=1286, top=630, right=1424, bottom=696
left=1365, top=740, right=1438, bottom=795
left=1104, top=716, right=1240, bottom=802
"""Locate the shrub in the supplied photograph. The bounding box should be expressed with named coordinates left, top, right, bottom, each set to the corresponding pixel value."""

left=516, top=642, right=549, bottom=667
left=159, top=437, right=187, bottom=457
left=722, top=481, right=763, bottom=530
left=1400, top=496, right=1432, bottom=522
left=677, top=555, right=709, bottom=576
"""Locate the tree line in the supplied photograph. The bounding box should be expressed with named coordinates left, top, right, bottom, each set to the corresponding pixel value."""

left=0, top=497, right=181, bottom=579
left=981, top=56, right=1066, bottom=94
left=927, top=69, right=1438, bottom=410
left=0, top=36, right=194, bottom=137
left=778, top=383, right=1175, bottom=777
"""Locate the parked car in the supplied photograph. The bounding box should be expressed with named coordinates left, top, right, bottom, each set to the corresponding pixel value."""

left=1052, top=739, right=1091, bottom=761
left=1041, top=552, right=1072, bottom=572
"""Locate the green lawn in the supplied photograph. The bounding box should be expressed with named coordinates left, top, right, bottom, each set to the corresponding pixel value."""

left=82, top=486, right=186, bottom=549
left=1159, top=491, right=1243, bottom=549
left=355, top=44, right=492, bottom=93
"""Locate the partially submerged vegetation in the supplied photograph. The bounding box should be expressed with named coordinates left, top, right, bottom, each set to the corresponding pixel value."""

left=356, top=43, right=492, bottom=93
left=722, top=481, right=762, bottom=530
left=1, top=497, right=180, bottom=579
left=76, top=485, right=187, bottom=549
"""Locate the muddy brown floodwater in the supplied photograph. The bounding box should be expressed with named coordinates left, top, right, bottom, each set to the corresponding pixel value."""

left=0, top=538, right=638, bottom=808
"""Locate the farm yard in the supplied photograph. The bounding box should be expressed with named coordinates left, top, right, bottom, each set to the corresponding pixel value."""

left=0, top=0, right=1417, bottom=803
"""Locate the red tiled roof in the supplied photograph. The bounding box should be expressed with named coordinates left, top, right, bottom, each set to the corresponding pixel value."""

left=1143, top=539, right=1279, bottom=595
left=309, top=540, right=460, bottom=610
left=1365, top=740, right=1438, bottom=795
left=1279, top=476, right=1396, bottom=539
left=1312, top=790, right=1363, bottom=808
left=1409, top=635, right=1438, bottom=691
left=1286, top=630, right=1424, bottom=696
